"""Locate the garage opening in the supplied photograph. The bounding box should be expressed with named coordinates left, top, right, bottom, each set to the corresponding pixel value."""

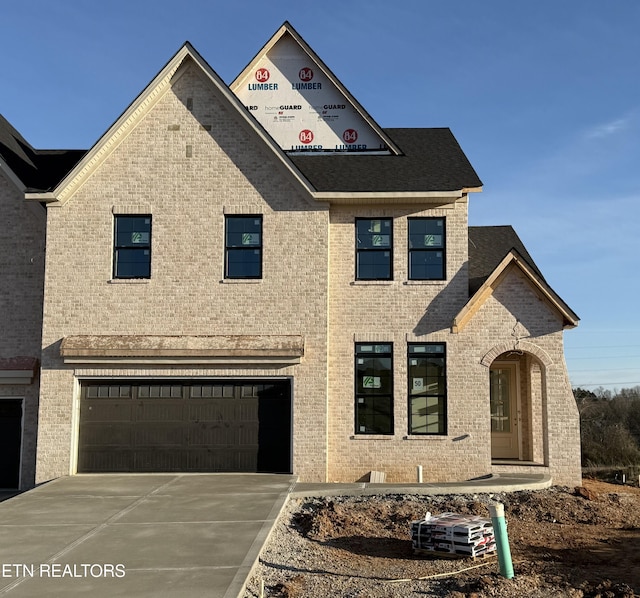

left=0, top=399, right=22, bottom=488
left=78, top=379, right=291, bottom=474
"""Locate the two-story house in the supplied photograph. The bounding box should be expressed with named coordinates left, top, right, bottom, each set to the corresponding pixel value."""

left=0, top=23, right=580, bottom=490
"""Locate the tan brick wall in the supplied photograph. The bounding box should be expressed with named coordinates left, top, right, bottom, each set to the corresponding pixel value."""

left=34, top=57, right=581, bottom=487
left=0, top=173, right=46, bottom=488
left=326, top=221, right=581, bottom=486
left=36, top=61, right=329, bottom=483
left=326, top=200, right=485, bottom=482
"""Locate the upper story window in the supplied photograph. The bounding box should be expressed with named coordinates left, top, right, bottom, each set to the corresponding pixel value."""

left=113, top=215, right=152, bottom=279
left=225, top=215, right=262, bottom=279
left=355, top=343, right=393, bottom=435
left=408, top=218, right=445, bottom=280
left=356, top=218, right=392, bottom=280
left=408, top=343, right=446, bottom=435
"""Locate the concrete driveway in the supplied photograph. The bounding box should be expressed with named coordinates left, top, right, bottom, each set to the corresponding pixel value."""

left=0, top=474, right=295, bottom=597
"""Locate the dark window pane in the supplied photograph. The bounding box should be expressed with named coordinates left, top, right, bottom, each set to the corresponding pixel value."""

left=355, top=343, right=393, bottom=435
left=356, top=218, right=392, bottom=280
left=408, top=218, right=445, bottom=281
left=357, top=250, right=391, bottom=279
left=114, top=249, right=151, bottom=278
left=225, top=216, right=262, bottom=279
left=356, top=396, right=393, bottom=434
left=409, top=251, right=444, bottom=280
left=356, top=219, right=391, bottom=248
left=408, top=343, right=446, bottom=435
left=114, top=215, right=151, bottom=279
left=226, top=249, right=261, bottom=278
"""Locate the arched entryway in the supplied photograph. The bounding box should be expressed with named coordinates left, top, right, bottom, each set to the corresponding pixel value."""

left=482, top=343, right=551, bottom=464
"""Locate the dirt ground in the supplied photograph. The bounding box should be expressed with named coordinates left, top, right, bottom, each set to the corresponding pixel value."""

left=244, top=479, right=640, bottom=597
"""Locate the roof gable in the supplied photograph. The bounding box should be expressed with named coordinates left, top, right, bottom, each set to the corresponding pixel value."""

left=27, top=42, right=315, bottom=206
left=453, top=247, right=579, bottom=333
left=231, top=22, right=400, bottom=155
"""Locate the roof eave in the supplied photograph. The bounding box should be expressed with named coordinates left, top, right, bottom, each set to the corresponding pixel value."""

left=313, top=188, right=480, bottom=204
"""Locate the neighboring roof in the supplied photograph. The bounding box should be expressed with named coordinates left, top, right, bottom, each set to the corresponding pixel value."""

left=0, top=114, right=85, bottom=190
left=290, top=128, right=482, bottom=193
left=455, top=226, right=579, bottom=332
left=468, top=225, right=543, bottom=296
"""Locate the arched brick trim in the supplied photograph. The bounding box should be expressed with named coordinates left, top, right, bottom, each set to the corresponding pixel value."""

left=480, top=341, right=553, bottom=368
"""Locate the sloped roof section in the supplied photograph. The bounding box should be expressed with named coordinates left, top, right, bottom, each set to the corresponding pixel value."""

left=290, top=128, right=482, bottom=193
left=0, top=114, right=85, bottom=190
left=468, top=225, right=543, bottom=295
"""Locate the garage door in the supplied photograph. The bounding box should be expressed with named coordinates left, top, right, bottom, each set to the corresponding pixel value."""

left=78, top=380, right=291, bottom=474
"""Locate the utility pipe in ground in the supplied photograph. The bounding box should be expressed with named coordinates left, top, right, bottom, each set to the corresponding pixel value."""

left=489, top=503, right=514, bottom=579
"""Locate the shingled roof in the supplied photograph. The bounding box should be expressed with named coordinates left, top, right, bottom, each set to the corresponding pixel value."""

left=468, top=225, right=544, bottom=296
left=289, top=128, right=482, bottom=193
left=0, top=114, right=85, bottom=191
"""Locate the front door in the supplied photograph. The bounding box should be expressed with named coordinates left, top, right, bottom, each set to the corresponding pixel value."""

left=0, top=399, right=23, bottom=488
left=490, top=363, right=519, bottom=459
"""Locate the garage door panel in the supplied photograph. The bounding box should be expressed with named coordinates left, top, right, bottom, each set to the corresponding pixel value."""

left=79, top=380, right=291, bottom=474
left=189, top=423, right=232, bottom=446
left=81, top=423, right=133, bottom=447
left=81, top=400, right=133, bottom=423
left=135, top=400, right=184, bottom=422
left=79, top=449, right=133, bottom=472
left=134, top=449, right=189, bottom=471
left=134, top=424, right=187, bottom=446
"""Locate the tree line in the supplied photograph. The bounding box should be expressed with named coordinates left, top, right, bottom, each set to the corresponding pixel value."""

left=573, top=386, right=640, bottom=467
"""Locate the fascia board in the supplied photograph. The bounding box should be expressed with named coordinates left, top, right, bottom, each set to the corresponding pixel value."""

left=313, top=190, right=465, bottom=204
left=511, top=254, right=580, bottom=327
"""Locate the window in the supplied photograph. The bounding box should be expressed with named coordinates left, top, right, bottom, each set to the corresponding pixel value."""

left=113, top=215, right=152, bottom=279
left=355, top=343, right=393, bottom=435
left=225, top=215, right=262, bottom=279
left=408, top=218, right=445, bottom=280
left=356, top=218, right=392, bottom=280
left=408, top=343, right=446, bottom=435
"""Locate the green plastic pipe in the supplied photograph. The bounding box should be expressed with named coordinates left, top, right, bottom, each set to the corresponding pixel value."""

left=489, top=503, right=514, bottom=579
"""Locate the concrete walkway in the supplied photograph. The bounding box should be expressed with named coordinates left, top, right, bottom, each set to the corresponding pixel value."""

left=0, top=472, right=550, bottom=597
left=291, top=472, right=552, bottom=497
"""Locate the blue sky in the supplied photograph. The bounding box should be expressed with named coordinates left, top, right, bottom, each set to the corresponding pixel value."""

left=2, top=1, right=639, bottom=392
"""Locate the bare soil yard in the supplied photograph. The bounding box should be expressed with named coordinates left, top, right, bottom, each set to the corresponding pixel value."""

left=244, top=479, right=640, bottom=597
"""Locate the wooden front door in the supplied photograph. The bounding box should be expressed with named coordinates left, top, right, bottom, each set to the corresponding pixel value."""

left=490, top=363, right=520, bottom=459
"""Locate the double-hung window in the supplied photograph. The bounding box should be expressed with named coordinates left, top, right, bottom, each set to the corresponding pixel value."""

left=408, top=343, right=446, bottom=435
left=225, top=215, right=262, bottom=279
left=113, top=215, right=152, bottom=279
left=356, top=218, right=392, bottom=280
left=355, top=343, right=393, bottom=435
left=408, top=218, right=445, bottom=280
